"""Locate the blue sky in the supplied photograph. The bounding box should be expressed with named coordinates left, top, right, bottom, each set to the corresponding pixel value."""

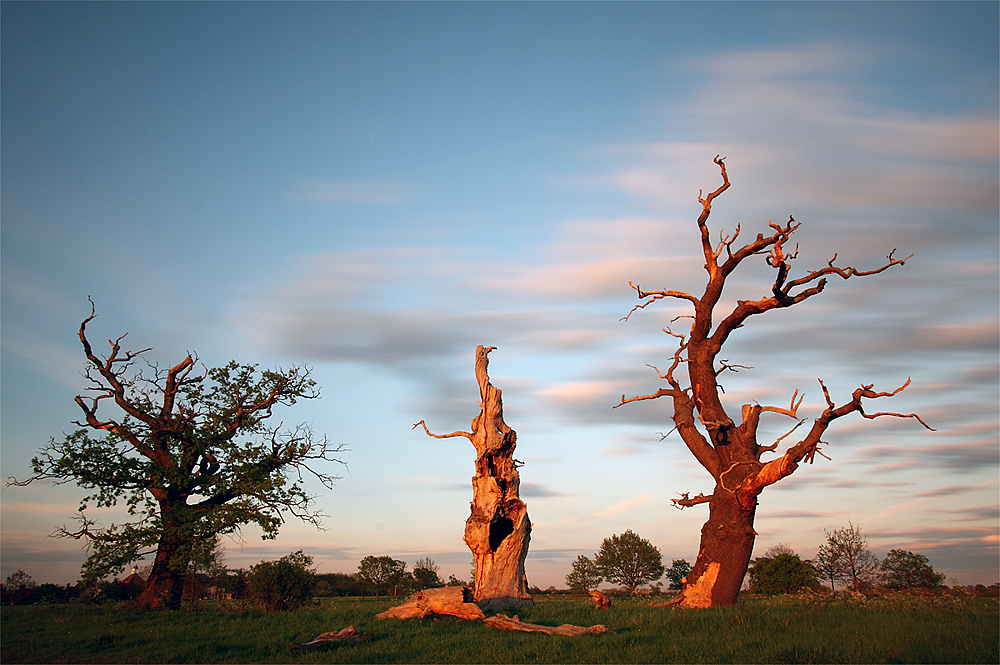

left=2, top=2, right=997, bottom=589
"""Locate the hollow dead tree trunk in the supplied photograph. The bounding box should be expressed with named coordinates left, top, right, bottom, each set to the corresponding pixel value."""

left=415, top=345, right=532, bottom=612
left=620, top=157, right=933, bottom=608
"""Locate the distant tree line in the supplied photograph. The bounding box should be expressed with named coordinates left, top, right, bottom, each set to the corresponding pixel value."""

left=1, top=550, right=457, bottom=610
left=2, top=523, right=993, bottom=609
left=748, top=523, right=950, bottom=595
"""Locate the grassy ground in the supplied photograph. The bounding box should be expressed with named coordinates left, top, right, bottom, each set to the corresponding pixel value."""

left=2, top=592, right=997, bottom=663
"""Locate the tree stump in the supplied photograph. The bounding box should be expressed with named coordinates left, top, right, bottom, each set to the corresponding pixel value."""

left=589, top=591, right=612, bottom=609
left=376, top=586, right=485, bottom=620
left=414, top=346, right=532, bottom=612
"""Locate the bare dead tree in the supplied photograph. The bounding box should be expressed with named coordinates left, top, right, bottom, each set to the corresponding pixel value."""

left=414, top=345, right=532, bottom=612
left=618, top=157, right=933, bottom=608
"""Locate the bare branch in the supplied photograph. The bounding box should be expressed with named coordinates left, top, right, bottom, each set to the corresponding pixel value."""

left=412, top=420, right=473, bottom=441
left=734, top=378, right=933, bottom=508
left=758, top=389, right=805, bottom=419
left=697, top=156, right=731, bottom=275
left=671, top=492, right=711, bottom=509
left=620, top=282, right=698, bottom=322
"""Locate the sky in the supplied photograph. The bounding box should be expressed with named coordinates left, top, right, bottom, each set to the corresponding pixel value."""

left=2, top=2, right=997, bottom=590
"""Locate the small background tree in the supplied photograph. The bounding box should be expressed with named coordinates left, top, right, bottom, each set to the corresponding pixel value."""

left=3, top=571, right=36, bottom=606
left=666, top=559, right=692, bottom=591
left=880, top=549, right=945, bottom=589
left=595, top=530, right=664, bottom=595
left=356, top=555, right=406, bottom=599
left=565, top=554, right=603, bottom=593
left=816, top=522, right=880, bottom=590
left=412, top=557, right=444, bottom=590
left=243, top=550, right=316, bottom=612
left=748, top=551, right=820, bottom=595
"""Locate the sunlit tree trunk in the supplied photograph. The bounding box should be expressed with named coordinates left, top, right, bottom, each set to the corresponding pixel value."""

left=415, top=346, right=532, bottom=612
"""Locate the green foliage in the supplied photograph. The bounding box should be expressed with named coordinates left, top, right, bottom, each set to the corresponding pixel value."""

left=665, top=559, right=692, bottom=590
left=594, top=530, right=664, bottom=594
left=243, top=551, right=316, bottom=612
left=565, top=555, right=603, bottom=592
left=313, top=572, right=366, bottom=597
left=880, top=549, right=946, bottom=589
left=748, top=552, right=821, bottom=595
left=356, top=556, right=407, bottom=598
left=412, top=557, right=443, bottom=590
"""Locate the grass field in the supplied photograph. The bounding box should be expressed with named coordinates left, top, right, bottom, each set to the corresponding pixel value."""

left=2, top=592, right=997, bottom=663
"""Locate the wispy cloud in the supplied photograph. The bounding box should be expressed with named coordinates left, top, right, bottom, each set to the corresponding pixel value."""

left=591, top=494, right=656, bottom=519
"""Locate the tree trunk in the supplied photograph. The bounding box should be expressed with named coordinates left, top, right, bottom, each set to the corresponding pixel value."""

left=133, top=506, right=186, bottom=610
left=133, top=542, right=184, bottom=610
left=671, top=483, right=757, bottom=607
left=464, top=347, right=532, bottom=612
left=415, top=346, right=532, bottom=613
left=377, top=586, right=485, bottom=620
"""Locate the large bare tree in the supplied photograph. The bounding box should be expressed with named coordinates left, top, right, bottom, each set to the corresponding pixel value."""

left=9, top=301, right=346, bottom=609
left=414, top=345, right=532, bottom=612
left=618, top=157, right=933, bottom=608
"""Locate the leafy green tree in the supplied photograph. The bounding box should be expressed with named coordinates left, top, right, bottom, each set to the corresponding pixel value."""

left=595, top=530, right=665, bottom=595
left=356, top=555, right=406, bottom=599
left=816, top=522, right=880, bottom=590
left=7, top=302, right=347, bottom=609
left=748, top=552, right=820, bottom=595
left=244, top=550, right=316, bottom=612
left=412, top=557, right=443, bottom=590
left=565, top=555, right=603, bottom=592
left=665, top=559, right=692, bottom=590
left=880, top=549, right=945, bottom=589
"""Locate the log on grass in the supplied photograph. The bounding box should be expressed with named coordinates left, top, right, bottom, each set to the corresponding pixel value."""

left=290, top=625, right=373, bottom=651
left=376, top=586, right=486, bottom=620
left=484, top=614, right=612, bottom=636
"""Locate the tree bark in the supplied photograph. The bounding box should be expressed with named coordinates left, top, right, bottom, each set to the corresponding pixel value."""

left=133, top=535, right=184, bottom=610
left=588, top=590, right=612, bottom=609
left=376, top=586, right=486, bottom=620
left=415, top=346, right=532, bottom=613
left=484, top=614, right=612, bottom=636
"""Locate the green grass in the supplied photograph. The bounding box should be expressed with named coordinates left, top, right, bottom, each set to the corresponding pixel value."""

left=2, top=593, right=997, bottom=663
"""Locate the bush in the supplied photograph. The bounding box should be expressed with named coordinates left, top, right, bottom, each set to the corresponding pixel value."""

left=748, top=552, right=820, bottom=595
left=243, top=550, right=316, bottom=612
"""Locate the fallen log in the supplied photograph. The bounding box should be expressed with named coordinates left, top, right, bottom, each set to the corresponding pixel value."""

left=290, top=625, right=373, bottom=651
left=484, top=614, right=612, bottom=636
left=376, top=586, right=486, bottom=621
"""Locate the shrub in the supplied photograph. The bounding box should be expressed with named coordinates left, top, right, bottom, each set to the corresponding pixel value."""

left=748, top=552, right=820, bottom=595
left=243, top=550, right=316, bottom=612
